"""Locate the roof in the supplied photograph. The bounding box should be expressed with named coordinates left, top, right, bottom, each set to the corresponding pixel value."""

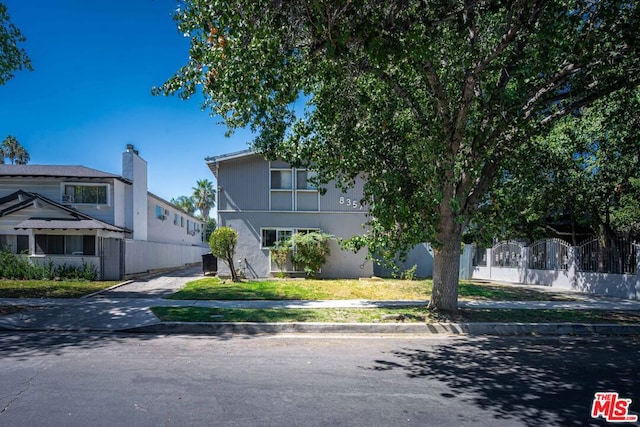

left=14, top=218, right=125, bottom=232
left=204, top=149, right=255, bottom=177
left=0, top=191, right=127, bottom=233
left=0, top=165, right=131, bottom=184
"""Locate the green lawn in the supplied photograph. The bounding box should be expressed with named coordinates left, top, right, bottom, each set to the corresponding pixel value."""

left=151, top=306, right=640, bottom=324
left=166, top=277, right=575, bottom=302
left=0, top=280, right=120, bottom=298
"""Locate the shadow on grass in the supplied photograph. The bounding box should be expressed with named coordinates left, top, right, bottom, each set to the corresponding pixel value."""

left=365, top=336, right=640, bottom=426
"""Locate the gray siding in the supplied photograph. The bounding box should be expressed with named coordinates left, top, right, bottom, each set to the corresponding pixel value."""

left=0, top=177, right=118, bottom=225
left=217, top=156, right=269, bottom=211
left=218, top=211, right=373, bottom=279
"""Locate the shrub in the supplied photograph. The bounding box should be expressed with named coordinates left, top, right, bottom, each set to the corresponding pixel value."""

left=290, top=231, right=332, bottom=278
left=270, top=241, right=291, bottom=278
left=0, top=250, right=98, bottom=281
left=401, top=264, right=418, bottom=280
left=209, top=226, right=240, bottom=281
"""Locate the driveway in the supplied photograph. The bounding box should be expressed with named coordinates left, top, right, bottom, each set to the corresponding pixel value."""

left=93, top=265, right=204, bottom=299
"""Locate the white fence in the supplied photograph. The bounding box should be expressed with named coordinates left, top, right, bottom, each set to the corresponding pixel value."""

left=466, top=239, right=640, bottom=300
left=124, top=239, right=209, bottom=276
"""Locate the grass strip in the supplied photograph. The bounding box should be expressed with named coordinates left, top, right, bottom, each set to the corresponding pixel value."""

left=151, top=307, right=640, bottom=324
left=0, top=280, right=120, bottom=298
left=167, top=277, right=575, bottom=302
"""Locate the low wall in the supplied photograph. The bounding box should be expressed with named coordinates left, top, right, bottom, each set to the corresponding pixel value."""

left=467, top=245, right=640, bottom=300
left=124, top=239, right=209, bottom=276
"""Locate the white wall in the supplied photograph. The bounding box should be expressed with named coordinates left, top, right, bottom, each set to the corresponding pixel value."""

left=124, top=239, right=209, bottom=276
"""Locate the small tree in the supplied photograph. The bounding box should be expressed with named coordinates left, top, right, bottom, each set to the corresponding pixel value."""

left=290, top=232, right=331, bottom=278
left=208, top=226, right=239, bottom=282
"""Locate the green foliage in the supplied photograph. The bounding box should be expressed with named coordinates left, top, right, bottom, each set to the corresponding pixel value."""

left=204, top=217, right=217, bottom=241
left=270, top=240, right=291, bottom=278
left=472, top=87, right=640, bottom=242
left=171, top=195, right=196, bottom=215
left=1, top=135, right=30, bottom=164
left=208, top=226, right=239, bottom=281
left=290, top=232, right=331, bottom=278
left=157, top=0, right=640, bottom=312
left=401, top=264, right=418, bottom=281
left=192, top=179, right=216, bottom=222
left=0, top=2, right=31, bottom=85
left=0, top=250, right=97, bottom=280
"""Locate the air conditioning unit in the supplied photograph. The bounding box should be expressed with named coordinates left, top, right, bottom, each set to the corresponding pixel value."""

left=159, top=214, right=167, bottom=220
left=62, top=195, right=74, bottom=203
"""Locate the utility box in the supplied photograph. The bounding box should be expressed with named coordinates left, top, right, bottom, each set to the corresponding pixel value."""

left=202, top=253, right=217, bottom=275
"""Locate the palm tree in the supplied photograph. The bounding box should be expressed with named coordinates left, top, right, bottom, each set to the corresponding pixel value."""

left=171, top=195, right=196, bottom=214
left=13, top=144, right=29, bottom=164
left=1, top=135, right=29, bottom=164
left=192, top=179, right=216, bottom=222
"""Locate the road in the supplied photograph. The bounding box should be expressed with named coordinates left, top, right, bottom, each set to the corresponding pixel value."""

left=0, top=332, right=638, bottom=427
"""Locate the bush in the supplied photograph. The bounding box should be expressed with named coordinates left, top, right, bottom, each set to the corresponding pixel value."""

left=270, top=241, right=291, bottom=278
left=290, top=232, right=332, bottom=278
left=0, top=250, right=98, bottom=281
left=209, top=226, right=240, bottom=281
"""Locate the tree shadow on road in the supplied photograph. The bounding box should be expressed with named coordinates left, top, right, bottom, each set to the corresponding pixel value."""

left=366, top=336, right=640, bottom=427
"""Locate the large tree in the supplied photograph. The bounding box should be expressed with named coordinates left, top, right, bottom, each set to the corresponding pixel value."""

left=0, top=2, right=31, bottom=85
left=192, top=179, right=216, bottom=222
left=156, top=0, right=640, bottom=313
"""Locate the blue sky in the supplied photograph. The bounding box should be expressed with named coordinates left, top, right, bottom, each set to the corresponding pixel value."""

left=1, top=0, right=254, bottom=202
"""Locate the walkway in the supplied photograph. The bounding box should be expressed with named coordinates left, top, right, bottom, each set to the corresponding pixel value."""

left=0, top=266, right=639, bottom=333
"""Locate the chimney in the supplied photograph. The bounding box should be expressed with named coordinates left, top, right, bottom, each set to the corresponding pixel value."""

left=122, top=145, right=148, bottom=241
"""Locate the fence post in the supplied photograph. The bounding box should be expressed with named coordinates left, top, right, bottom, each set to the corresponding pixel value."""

left=487, top=247, right=493, bottom=280
left=521, top=246, right=529, bottom=285
left=568, top=245, right=578, bottom=290
left=635, top=244, right=640, bottom=300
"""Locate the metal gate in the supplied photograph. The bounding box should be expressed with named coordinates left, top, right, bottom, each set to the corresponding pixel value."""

left=100, top=237, right=124, bottom=280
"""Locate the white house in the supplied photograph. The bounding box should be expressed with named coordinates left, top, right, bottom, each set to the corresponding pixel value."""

left=0, top=145, right=208, bottom=279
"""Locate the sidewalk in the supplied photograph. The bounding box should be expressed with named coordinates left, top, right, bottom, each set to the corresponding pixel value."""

left=1, top=267, right=639, bottom=335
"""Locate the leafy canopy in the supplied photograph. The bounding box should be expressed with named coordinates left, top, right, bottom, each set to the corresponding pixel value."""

left=0, top=2, right=31, bottom=85
left=157, top=0, right=640, bottom=312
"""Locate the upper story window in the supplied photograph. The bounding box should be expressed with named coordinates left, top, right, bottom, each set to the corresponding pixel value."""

left=174, top=213, right=179, bottom=226
left=269, top=163, right=319, bottom=211
left=155, top=205, right=169, bottom=220
left=271, top=170, right=292, bottom=189
left=62, top=184, right=108, bottom=205
left=296, top=170, right=317, bottom=190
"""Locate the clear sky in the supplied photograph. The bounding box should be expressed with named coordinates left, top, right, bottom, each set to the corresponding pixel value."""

left=0, top=0, right=254, bottom=203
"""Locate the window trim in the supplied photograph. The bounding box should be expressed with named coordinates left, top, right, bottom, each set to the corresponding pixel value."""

left=60, top=182, right=110, bottom=206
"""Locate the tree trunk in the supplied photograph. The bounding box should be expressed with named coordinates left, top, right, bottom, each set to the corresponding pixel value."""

left=227, top=255, right=240, bottom=282
left=428, top=214, right=463, bottom=314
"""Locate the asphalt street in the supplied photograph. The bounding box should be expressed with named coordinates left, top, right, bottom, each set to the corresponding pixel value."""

left=0, top=332, right=638, bottom=427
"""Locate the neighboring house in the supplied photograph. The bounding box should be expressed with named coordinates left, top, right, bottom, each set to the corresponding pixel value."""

left=0, top=145, right=207, bottom=279
left=206, top=149, right=434, bottom=279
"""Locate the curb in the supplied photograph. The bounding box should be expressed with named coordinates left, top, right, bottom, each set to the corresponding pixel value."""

left=124, top=321, right=640, bottom=336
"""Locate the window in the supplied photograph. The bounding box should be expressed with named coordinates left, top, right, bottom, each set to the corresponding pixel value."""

left=181, top=216, right=184, bottom=227
left=63, top=184, right=108, bottom=204
left=296, top=170, right=317, bottom=190
left=34, top=235, right=95, bottom=255
left=174, top=213, right=179, bottom=225
left=261, top=229, right=293, bottom=248
left=271, top=170, right=292, bottom=189
left=0, top=235, right=29, bottom=254
left=17, top=235, right=28, bottom=253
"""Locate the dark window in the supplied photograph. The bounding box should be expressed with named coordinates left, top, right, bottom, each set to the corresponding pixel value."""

left=16, top=235, right=28, bottom=254
left=83, top=236, right=96, bottom=255
left=35, top=235, right=64, bottom=255
left=64, top=185, right=108, bottom=204
left=34, top=234, right=94, bottom=255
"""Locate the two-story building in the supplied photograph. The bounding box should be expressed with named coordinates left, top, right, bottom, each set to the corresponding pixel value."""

left=0, top=145, right=207, bottom=279
left=207, top=149, right=434, bottom=279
